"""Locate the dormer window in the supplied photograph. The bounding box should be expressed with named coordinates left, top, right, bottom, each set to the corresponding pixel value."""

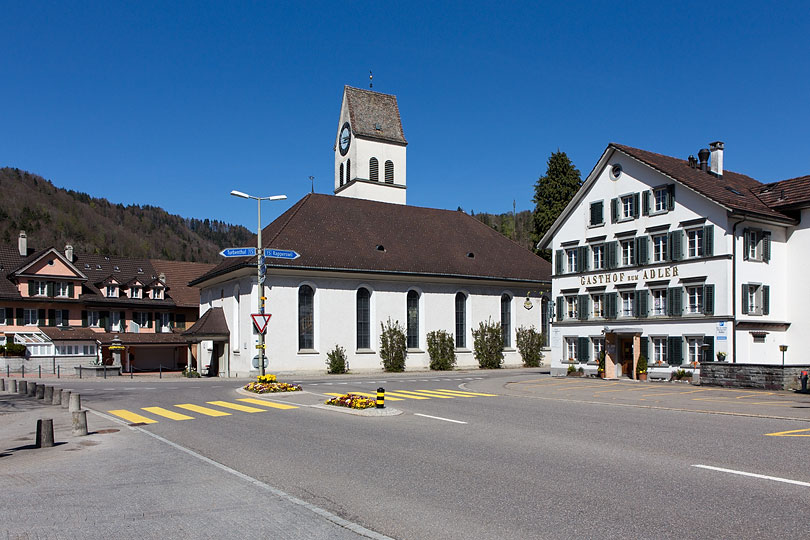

left=131, top=286, right=142, bottom=299
left=106, top=285, right=118, bottom=298
left=152, top=287, right=164, bottom=300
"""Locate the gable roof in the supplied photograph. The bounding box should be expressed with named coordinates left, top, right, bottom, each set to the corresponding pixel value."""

left=754, top=174, right=810, bottom=209
left=343, top=86, right=407, bottom=145
left=9, top=246, right=88, bottom=279
left=192, top=193, right=551, bottom=285
left=150, top=260, right=215, bottom=307
left=182, top=307, right=229, bottom=339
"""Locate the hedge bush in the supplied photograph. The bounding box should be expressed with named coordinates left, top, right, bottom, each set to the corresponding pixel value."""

left=516, top=326, right=544, bottom=367
left=326, top=345, right=348, bottom=374
left=3, top=343, right=26, bottom=356
left=380, top=318, right=407, bottom=372
left=426, top=330, right=456, bottom=370
left=472, top=318, right=504, bottom=369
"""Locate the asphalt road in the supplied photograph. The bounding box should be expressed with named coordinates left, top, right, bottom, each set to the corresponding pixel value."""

left=47, top=371, right=810, bottom=539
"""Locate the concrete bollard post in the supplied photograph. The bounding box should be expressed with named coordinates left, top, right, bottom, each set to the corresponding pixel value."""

left=52, top=388, right=62, bottom=405
left=72, top=410, right=88, bottom=436
left=61, top=391, right=71, bottom=409
left=68, top=392, right=81, bottom=412
left=35, top=418, right=55, bottom=448
left=36, top=384, right=45, bottom=399
left=9, top=379, right=17, bottom=393
left=19, top=380, right=28, bottom=394
left=43, top=386, right=54, bottom=403
left=27, top=382, right=37, bottom=397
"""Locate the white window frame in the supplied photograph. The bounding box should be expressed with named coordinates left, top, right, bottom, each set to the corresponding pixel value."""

left=133, top=312, right=149, bottom=327
left=566, top=248, right=578, bottom=273
left=153, top=287, right=164, bottom=300
left=592, top=337, right=605, bottom=360
left=565, top=337, right=577, bottom=363
left=35, top=281, right=47, bottom=296
left=24, top=309, right=38, bottom=326
left=591, top=294, right=604, bottom=318
left=592, top=244, right=605, bottom=270
left=651, top=288, right=667, bottom=316
left=653, top=187, right=668, bottom=213
left=110, top=311, right=122, bottom=332
left=620, top=291, right=635, bottom=317
left=652, top=234, right=668, bottom=263
left=747, top=230, right=760, bottom=260
left=88, top=311, right=101, bottom=328
left=621, top=239, right=635, bottom=266
left=55, top=282, right=70, bottom=298
left=687, top=228, right=704, bottom=258
left=566, top=296, right=578, bottom=319
left=621, top=195, right=634, bottom=219
left=651, top=336, right=668, bottom=364
left=106, top=284, right=118, bottom=298
left=686, top=286, right=703, bottom=314
left=686, top=337, right=702, bottom=364
left=131, top=287, right=142, bottom=299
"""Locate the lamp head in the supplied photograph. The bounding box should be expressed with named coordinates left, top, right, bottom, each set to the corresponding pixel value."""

left=230, top=190, right=250, bottom=199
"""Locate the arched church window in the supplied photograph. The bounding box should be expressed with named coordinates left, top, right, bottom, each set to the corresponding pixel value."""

left=339, top=163, right=344, bottom=187
left=407, top=290, right=419, bottom=349
left=298, top=285, right=314, bottom=350
left=369, top=158, right=379, bottom=182
left=385, top=160, right=394, bottom=184
left=357, top=288, right=371, bottom=349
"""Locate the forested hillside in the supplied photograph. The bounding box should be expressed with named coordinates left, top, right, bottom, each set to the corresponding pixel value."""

left=471, top=209, right=535, bottom=252
left=0, top=167, right=253, bottom=262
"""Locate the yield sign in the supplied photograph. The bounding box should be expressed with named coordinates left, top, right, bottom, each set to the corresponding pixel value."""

left=251, top=313, right=272, bottom=334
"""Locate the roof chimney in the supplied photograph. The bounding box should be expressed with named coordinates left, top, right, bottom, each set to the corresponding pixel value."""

left=698, top=148, right=710, bottom=172
left=65, top=244, right=74, bottom=262
left=18, top=231, right=27, bottom=257
left=688, top=155, right=697, bottom=169
left=709, top=141, right=724, bottom=177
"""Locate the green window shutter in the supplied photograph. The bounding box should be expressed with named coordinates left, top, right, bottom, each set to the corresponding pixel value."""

left=668, top=336, right=683, bottom=366
left=741, top=284, right=749, bottom=314
left=703, top=284, right=714, bottom=315
left=762, top=285, right=770, bottom=315
left=578, top=246, right=589, bottom=272
left=101, top=311, right=109, bottom=331
left=556, top=297, right=564, bottom=321
left=667, top=184, right=676, bottom=211
left=169, top=313, right=175, bottom=328
left=81, top=310, right=88, bottom=327
left=120, top=311, right=127, bottom=330
left=176, top=313, right=186, bottom=329
left=578, top=337, right=589, bottom=363
left=639, top=336, right=649, bottom=362
left=632, top=193, right=640, bottom=218
left=611, top=198, right=619, bottom=223
left=668, top=287, right=682, bottom=317
left=16, top=308, right=24, bottom=325
left=578, top=295, right=589, bottom=321
left=47, top=281, right=54, bottom=297
left=590, top=201, right=604, bottom=225
left=703, top=225, right=714, bottom=257
left=555, top=250, right=564, bottom=275
left=0, top=307, right=5, bottom=325
left=742, top=229, right=750, bottom=260
left=669, top=230, right=683, bottom=261
left=636, top=236, right=648, bottom=265
left=762, top=232, right=771, bottom=262
left=47, top=309, right=55, bottom=327
left=642, top=190, right=650, bottom=216
left=28, top=280, right=35, bottom=296
left=703, top=336, right=714, bottom=363
left=638, top=289, right=648, bottom=318
left=147, top=312, right=153, bottom=328
left=68, top=283, right=74, bottom=298
left=62, top=310, right=70, bottom=326
left=607, top=292, right=618, bottom=320
left=37, top=309, right=45, bottom=326
left=607, top=241, right=618, bottom=269
left=632, top=292, right=639, bottom=317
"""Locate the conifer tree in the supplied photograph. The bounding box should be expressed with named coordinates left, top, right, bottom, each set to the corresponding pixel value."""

left=532, top=151, right=582, bottom=260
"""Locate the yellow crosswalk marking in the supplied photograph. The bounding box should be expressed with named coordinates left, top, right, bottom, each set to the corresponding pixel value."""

left=108, top=409, right=157, bottom=424
left=380, top=391, right=430, bottom=400
left=175, top=404, right=232, bottom=417
left=416, top=389, right=476, bottom=397
left=435, top=389, right=497, bottom=397
left=393, top=390, right=453, bottom=399
left=237, top=398, right=299, bottom=410
left=207, top=400, right=265, bottom=413
left=142, top=407, right=194, bottom=421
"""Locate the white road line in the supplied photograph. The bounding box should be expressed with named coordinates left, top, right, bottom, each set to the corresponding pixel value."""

left=414, top=413, right=467, bottom=425
left=693, top=465, right=810, bottom=488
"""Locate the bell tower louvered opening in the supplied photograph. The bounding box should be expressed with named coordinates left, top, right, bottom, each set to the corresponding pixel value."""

left=370, top=158, right=379, bottom=182
left=384, top=160, right=394, bottom=184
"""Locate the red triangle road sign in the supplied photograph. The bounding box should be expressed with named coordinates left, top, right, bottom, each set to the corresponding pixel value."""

left=251, top=313, right=272, bottom=334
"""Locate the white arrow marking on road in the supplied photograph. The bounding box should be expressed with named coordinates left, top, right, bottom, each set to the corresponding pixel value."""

left=414, top=413, right=467, bottom=424
left=692, top=465, right=810, bottom=488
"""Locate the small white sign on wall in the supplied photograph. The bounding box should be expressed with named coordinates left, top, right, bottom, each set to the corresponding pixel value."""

left=552, top=328, right=561, bottom=349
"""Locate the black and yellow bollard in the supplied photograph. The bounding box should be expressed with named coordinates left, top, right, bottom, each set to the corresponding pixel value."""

left=376, top=387, right=385, bottom=409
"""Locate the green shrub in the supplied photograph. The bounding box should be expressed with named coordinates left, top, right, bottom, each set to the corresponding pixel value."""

left=326, top=345, right=348, bottom=374
left=183, top=367, right=201, bottom=378
left=4, top=343, right=26, bottom=356
left=598, top=351, right=605, bottom=374
left=636, top=355, right=648, bottom=374
left=380, top=318, right=407, bottom=372
left=567, top=364, right=577, bottom=374
left=427, top=330, right=456, bottom=370
left=516, top=326, right=544, bottom=367
left=472, top=318, right=504, bottom=369
left=673, top=369, right=689, bottom=380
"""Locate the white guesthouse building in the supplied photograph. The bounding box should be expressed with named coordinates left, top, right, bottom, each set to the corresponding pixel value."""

left=187, top=86, right=551, bottom=376
left=540, top=141, right=810, bottom=379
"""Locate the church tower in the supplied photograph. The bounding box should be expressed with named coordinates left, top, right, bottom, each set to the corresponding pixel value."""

left=334, top=86, right=408, bottom=204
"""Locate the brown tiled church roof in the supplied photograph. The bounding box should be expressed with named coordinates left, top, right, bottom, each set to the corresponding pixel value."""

left=344, top=86, right=407, bottom=145
left=193, top=194, right=551, bottom=285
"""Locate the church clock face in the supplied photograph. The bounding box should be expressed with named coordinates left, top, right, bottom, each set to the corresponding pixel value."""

left=339, top=122, right=351, bottom=156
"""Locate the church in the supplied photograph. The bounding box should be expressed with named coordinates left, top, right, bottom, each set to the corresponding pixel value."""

left=187, top=86, right=551, bottom=376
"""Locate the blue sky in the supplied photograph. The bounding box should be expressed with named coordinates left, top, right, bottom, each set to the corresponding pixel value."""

left=2, top=1, right=808, bottom=232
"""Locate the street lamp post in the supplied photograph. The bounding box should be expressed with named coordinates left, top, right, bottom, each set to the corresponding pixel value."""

left=230, top=190, right=287, bottom=377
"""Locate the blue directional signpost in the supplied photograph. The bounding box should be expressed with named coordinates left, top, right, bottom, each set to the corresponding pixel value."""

left=220, top=247, right=257, bottom=257
left=264, top=248, right=300, bottom=260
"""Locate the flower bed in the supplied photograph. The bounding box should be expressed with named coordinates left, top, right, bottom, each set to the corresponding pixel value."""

left=325, top=393, right=377, bottom=410
left=243, top=374, right=302, bottom=394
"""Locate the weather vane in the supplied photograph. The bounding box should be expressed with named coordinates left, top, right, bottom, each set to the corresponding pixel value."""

left=369, top=70, right=373, bottom=89
left=308, top=175, right=314, bottom=193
